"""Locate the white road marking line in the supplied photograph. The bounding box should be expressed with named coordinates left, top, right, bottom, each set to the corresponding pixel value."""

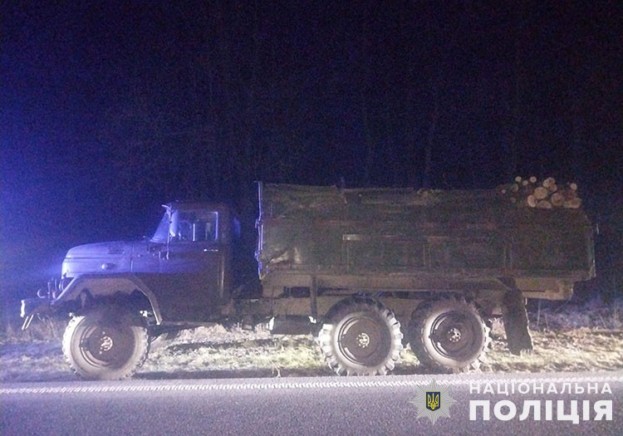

left=1, top=374, right=622, bottom=396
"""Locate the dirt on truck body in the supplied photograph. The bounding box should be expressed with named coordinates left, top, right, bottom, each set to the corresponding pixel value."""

left=20, top=181, right=595, bottom=380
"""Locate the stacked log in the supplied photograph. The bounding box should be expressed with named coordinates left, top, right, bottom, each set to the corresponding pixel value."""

left=498, top=176, right=582, bottom=209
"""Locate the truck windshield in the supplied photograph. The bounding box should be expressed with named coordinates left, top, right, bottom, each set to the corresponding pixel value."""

left=151, top=212, right=171, bottom=243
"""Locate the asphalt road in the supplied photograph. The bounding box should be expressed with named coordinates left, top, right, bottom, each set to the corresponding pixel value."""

left=1, top=372, right=622, bottom=436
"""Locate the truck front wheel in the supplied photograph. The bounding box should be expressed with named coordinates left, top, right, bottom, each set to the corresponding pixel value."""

left=408, top=299, right=490, bottom=372
left=318, top=300, right=403, bottom=376
left=63, top=306, right=149, bottom=380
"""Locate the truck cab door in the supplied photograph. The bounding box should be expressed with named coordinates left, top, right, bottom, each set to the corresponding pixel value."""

left=153, top=209, right=227, bottom=322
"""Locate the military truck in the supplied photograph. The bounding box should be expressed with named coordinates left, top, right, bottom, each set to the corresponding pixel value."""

left=20, top=182, right=595, bottom=380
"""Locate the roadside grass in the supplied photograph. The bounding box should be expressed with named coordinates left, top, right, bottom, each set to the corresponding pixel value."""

left=1, top=299, right=622, bottom=382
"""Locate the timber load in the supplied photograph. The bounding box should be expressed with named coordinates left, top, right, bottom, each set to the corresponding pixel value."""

left=498, top=176, right=582, bottom=210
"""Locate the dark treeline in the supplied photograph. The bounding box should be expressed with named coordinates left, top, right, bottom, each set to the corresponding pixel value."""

left=24, top=2, right=613, bottom=204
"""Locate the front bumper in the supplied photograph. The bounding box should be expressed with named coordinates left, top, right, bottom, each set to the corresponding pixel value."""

left=20, top=297, right=53, bottom=330
left=20, top=297, right=52, bottom=319
left=19, top=278, right=66, bottom=329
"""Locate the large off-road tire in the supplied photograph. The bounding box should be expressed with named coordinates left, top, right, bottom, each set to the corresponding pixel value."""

left=63, top=306, right=149, bottom=380
left=317, top=299, right=403, bottom=376
left=408, top=299, right=490, bottom=372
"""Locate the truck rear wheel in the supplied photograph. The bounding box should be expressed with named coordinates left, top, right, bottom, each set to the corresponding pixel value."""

left=408, top=299, right=490, bottom=372
left=63, top=306, right=149, bottom=380
left=318, top=300, right=403, bottom=376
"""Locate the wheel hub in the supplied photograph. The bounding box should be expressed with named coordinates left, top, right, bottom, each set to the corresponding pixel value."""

left=99, top=333, right=114, bottom=353
left=356, top=332, right=371, bottom=348
left=425, top=307, right=485, bottom=363
left=446, top=327, right=462, bottom=343
left=337, top=312, right=391, bottom=367
left=81, top=324, right=135, bottom=367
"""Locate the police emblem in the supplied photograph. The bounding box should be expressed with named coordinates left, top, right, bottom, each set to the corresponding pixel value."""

left=410, top=380, right=456, bottom=425
left=426, top=391, right=440, bottom=411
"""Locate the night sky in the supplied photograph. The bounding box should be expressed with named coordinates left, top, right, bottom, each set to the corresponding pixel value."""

left=1, top=1, right=622, bottom=299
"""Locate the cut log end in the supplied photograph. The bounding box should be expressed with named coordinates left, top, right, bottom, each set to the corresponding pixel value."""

left=527, top=195, right=537, bottom=208
left=542, top=177, right=556, bottom=188
left=550, top=192, right=565, bottom=207
left=564, top=198, right=582, bottom=209
left=534, top=186, right=549, bottom=200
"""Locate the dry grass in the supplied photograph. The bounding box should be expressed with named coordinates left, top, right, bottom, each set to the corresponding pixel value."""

left=142, top=325, right=334, bottom=379
left=480, top=322, right=623, bottom=373
left=1, top=299, right=622, bottom=382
